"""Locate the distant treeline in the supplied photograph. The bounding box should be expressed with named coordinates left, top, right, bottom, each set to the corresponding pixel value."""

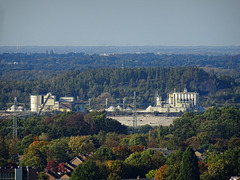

left=0, top=53, right=240, bottom=80
left=0, top=67, right=239, bottom=109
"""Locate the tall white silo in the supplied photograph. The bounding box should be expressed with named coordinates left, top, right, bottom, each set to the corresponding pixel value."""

left=30, top=95, right=41, bottom=112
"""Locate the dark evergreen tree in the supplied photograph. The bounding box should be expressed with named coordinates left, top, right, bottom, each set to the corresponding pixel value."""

left=177, top=146, right=200, bottom=180
left=0, top=135, right=9, bottom=166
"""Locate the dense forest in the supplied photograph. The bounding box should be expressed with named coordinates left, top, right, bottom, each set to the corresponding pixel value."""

left=1, top=107, right=240, bottom=179
left=1, top=53, right=240, bottom=80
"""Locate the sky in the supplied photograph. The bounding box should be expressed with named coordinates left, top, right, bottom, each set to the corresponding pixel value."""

left=0, top=0, right=240, bottom=46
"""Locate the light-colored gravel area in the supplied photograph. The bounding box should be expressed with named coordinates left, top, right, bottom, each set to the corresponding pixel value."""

left=109, top=115, right=180, bottom=127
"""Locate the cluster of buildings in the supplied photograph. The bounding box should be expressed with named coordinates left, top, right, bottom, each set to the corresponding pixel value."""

left=0, top=167, right=37, bottom=180
left=46, top=155, right=90, bottom=180
left=30, top=93, right=75, bottom=114
left=29, top=88, right=203, bottom=114
left=107, top=88, right=203, bottom=113
left=0, top=155, right=90, bottom=180
left=146, top=88, right=203, bottom=113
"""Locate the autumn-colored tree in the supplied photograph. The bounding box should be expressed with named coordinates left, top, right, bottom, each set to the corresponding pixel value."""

left=46, top=160, right=58, bottom=173
left=104, top=132, right=120, bottom=148
left=155, top=164, right=168, bottom=180
left=147, top=141, right=158, bottom=148
left=186, top=136, right=199, bottom=149
left=201, top=159, right=229, bottom=180
left=58, top=162, right=67, bottom=173
left=159, top=140, right=170, bottom=148
left=19, top=141, right=49, bottom=171
left=151, top=151, right=166, bottom=169
left=129, top=145, right=144, bottom=153
left=106, top=160, right=128, bottom=178
left=198, top=161, right=208, bottom=175
left=68, top=136, right=96, bottom=155
left=113, top=145, right=130, bottom=160
left=42, top=112, right=90, bottom=138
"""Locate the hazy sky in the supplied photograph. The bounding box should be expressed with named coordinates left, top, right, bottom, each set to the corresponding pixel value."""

left=0, top=0, right=240, bottom=46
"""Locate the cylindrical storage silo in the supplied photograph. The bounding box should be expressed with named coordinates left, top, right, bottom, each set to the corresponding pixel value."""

left=30, top=95, right=39, bottom=112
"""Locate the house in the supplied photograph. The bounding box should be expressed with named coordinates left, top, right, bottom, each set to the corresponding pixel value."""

left=58, top=172, right=71, bottom=180
left=45, top=155, right=89, bottom=180
left=194, top=149, right=206, bottom=160
left=46, top=170, right=60, bottom=180
left=70, top=156, right=85, bottom=167
left=0, top=166, right=37, bottom=180
left=63, top=163, right=74, bottom=173
left=148, top=148, right=175, bottom=156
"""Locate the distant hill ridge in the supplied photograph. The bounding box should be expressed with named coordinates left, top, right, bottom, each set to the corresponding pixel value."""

left=44, top=67, right=237, bottom=108
left=0, top=45, right=240, bottom=55
left=0, top=67, right=239, bottom=109
left=0, top=52, right=240, bottom=81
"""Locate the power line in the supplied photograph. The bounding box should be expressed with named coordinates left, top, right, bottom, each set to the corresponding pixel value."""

left=132, top=91, right=137, bottom=134
left=8, top=97, right=22, bottom=138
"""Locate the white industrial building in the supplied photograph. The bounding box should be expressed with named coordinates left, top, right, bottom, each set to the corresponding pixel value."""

left=31, top=90, right=202, bottom=114
left=6, top=105, right=24, bottom=112
left=146, top=88, right=202, bottom=113
left=30, top=93, right=75, bottom=113
left=30, top=93, right=59, bottom=113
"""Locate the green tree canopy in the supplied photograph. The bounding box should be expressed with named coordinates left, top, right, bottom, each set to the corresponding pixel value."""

left=129, top=134, right=147, bottom=147
left=92, top=146, right=116, bottom=161
left=70, top=160, right=100, bottom=180
left=0, top=136, right=9, bottom=166
left=177, top=147, right=200, bottom=180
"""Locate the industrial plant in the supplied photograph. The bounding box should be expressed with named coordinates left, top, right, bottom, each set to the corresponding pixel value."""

left=28, top=88, right=203, bottom=115
left=30, top=93, right=75, bottom=115
left=106, top=88, right=203, bottom=113
left=145, top=88, right=202, bottom=113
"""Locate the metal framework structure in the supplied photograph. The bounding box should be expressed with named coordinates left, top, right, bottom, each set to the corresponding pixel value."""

left=132, top=91, right=137, bottom=133
left=38, top=93, right=51, bottom=116
left=8, top=97, right=22, bottom=138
